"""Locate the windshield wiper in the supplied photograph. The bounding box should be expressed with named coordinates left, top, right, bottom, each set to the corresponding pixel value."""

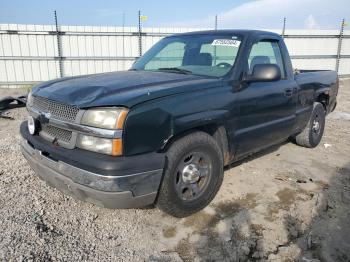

left=157, top=67, right=193, bottom=74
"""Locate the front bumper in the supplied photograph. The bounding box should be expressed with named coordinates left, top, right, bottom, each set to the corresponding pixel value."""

left=20, top=122, right=165, bottom=208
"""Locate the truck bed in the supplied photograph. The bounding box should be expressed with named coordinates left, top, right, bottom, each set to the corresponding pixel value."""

left=295, top=70, right=337, bottom=85
left=294, top=69, right=338, bottom=114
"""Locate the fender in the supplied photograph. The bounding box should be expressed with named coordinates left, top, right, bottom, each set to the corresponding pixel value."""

left=314, top=87, right=330, bottom=98
left=162, top=110, right=231, bottom=157
left=173, top=109, right=230, bottom=134
left=123, top=107, right=230, bottom=156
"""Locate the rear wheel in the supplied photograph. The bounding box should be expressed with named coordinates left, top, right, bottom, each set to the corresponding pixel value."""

left=156, top=131, right=223, bottom=217
left=294, top=102, right=325, bottom=148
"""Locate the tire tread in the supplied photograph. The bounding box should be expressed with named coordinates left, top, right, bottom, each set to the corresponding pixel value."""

left=295, top=102, right=325, bottom=148
left=156, top=131, right=223, bottom=217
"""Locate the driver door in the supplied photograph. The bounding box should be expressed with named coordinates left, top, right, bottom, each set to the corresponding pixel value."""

left=235, top=39, right=297, bottom=157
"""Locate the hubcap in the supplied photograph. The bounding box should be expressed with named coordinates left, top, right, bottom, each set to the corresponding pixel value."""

left=313, top=120, right=320, bottom=132
left=182, top=164, right=201, bottom=183
left=312, top=114, right=321, bottom=135
left=175, top=151, right=212, bottom=201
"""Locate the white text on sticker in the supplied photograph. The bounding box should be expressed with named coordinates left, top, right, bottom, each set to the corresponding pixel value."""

left=212, top=39, right=241, bottom=47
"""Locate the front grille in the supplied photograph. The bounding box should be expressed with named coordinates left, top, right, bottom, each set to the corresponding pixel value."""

left=32, top=96, right=79, bottom=122
left=41, top=124, right=72, bottom=143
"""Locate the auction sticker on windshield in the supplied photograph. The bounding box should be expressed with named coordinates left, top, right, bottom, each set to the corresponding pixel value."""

left=211, top=39, right=241, bottom=47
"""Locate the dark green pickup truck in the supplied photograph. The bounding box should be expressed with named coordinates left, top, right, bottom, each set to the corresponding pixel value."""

left=21, top=30, right=338, bottom=217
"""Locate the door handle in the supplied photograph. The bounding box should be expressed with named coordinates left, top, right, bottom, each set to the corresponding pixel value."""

left=284, top=88, right=293, bottom=97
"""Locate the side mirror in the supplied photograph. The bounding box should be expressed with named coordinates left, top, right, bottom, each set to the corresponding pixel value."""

left=244, top=64, right=281, bottom=83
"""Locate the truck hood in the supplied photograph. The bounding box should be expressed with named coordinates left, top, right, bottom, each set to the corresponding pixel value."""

left=32, top=71, right=221, bottom=108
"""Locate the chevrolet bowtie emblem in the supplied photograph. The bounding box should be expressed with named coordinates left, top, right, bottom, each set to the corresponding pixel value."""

left=43, top=112, right=51, bottom=119
left=39, top=112, right=51, bottom=123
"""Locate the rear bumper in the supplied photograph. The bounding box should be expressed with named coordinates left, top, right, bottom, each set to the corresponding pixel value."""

left=20, top=122, right=165, bottom=208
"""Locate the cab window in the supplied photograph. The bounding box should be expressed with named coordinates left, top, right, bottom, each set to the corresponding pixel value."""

left=145, top=42, right=185, bottom=70
left=248, top=40, right=285, bottom=78
left=200, top=43, right=239, bottom=67
left=133, top=34, right=242, bottom=77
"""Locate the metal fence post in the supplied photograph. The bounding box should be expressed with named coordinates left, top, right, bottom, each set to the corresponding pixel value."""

left=214, top=15, right=218, bottom=66
left=138, top=10, right=142, bottom=57
left=282, top=17, right=286, bottom=38
left=335, top=18, right=345, bottom=74
left=54, top=11, right=64, bottom=78
left=122, top=12, right=125, bottom=60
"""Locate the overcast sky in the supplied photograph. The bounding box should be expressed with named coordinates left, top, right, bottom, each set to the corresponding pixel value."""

left=0, top=0, right=349, bottom=29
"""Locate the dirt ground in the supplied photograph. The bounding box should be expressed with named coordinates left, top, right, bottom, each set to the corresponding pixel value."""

left=0, top=79, right=349, bottom=261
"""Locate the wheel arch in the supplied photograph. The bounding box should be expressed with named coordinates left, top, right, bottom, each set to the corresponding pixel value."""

left=315, top=91, right=330, bottom=111
left=160, top=123, right=232, bottom=166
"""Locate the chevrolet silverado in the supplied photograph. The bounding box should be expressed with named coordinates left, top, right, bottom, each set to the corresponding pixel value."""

left=20, top=30, right=338, bottom=217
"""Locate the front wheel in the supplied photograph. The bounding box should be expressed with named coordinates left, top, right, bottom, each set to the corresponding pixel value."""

left=294, top=102, right=326, bottom=148
left=156, top=131, right=224, bottom=217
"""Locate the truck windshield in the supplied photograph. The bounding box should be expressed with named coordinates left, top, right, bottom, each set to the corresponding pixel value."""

left=132, top=34, right=242, bottom=77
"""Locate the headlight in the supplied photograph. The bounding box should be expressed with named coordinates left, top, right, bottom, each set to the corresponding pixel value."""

left=27, top=91, right=33, bottom=107
left=77, top=135, right=122, bottom=156
left=78, top=107, right=127, bottom=156
left=81, top=107, right=128, bottom=129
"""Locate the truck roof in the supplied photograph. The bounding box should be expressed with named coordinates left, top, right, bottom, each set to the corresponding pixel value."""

left=170, top=29, right=281, bottom=38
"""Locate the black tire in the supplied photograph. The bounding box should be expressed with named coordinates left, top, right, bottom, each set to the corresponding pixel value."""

left=294, top=102, right=325, bottom=148
left=156, top=131, right=224, bottom=217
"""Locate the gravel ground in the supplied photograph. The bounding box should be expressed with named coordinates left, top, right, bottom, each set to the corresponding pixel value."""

left=0, top=79, right=349, bottom=261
